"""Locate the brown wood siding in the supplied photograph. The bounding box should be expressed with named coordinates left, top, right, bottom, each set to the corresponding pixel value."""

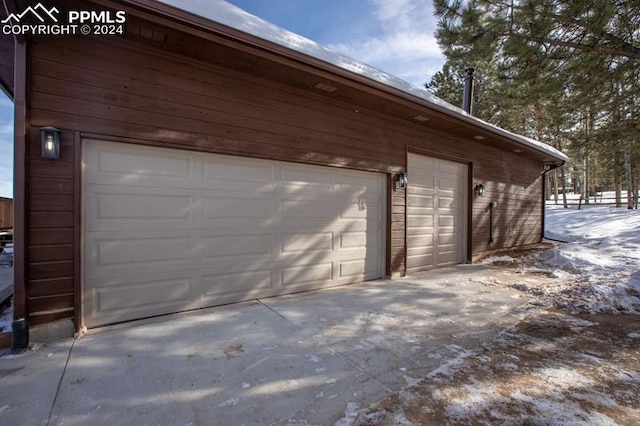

left=471, top=155, right=543, bottom=256
left=26, top=127, right=75, bottom=325
left=390, top=188, right=406, bottom=277
left=24, top=33, right=546, bottom=326
left=0, top=198, right=12, bottom=229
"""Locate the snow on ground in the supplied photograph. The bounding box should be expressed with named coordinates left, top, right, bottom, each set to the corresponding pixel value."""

left=541, top=205, right=640, bottom=314
left=340, top=205, right=640, bottom=425
left=481, top=205, right=640, bottom=315
left=0, top=302, right=11, bottom=333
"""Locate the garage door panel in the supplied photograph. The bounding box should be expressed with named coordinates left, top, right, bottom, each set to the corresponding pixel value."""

left=438, top=232, right=461, bottom=245
left=203, top=233, right=275, bottom=258
left=95, top=192, right=193, bottom=220
left=204, top=158, right=275, bottom=184
left=339, top=257, right=381, bottom=278
left=435, top=250, right=459, bottom=264
left=83, top=140, right=385, bottom=327
left=95, top=276, right=192, bottom=311
left=407, top=253, right=434, bottom=268
left=340, top=202, right=379, bottom=219
left=95, top=236, right=192, bottom=267
left=438, top=161, right=462, bottom=174
left=339, top=175, right=382, bottom=192
left=407, top=233, right=434, bottom=248
left=438, top=215, right=457, bottom=227
left=336, top=220, right=371, bottom=233
left=281, top=231, right=334, bottom=253
left=200, top=269, right=274, bottom=299
left=409, top=177, right=435, bottom=190
left=407, top=194, right=434, bottom=208
left=86, top=143, right=196, bottom=188
left=281, top=263, right=334, bottom=287
left=340, top=231, right=376, bottom=249
left=438, top=196, right=459, bottom=209
left=281, top=199, right=342, bottom=218
left=98, top=150, right=192, bottom=179
left=407, top=153, right=467, bottom=273
left=90, top=271, right=194, bottom=321
left=282, top=164, right=336, bottom=185
left=203, top=196, right=275, bottom=219
left=407, top=214, right=434, bottom=228
left=86, top=235, right=195, bottom=278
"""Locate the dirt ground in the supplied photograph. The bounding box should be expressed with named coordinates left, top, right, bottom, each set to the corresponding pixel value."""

left=346, top=245, right=640, bottom=425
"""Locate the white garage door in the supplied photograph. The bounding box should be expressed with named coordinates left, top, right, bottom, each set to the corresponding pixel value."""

left=83, top=140, right=385, bottom=327
left=406, top=153, right=467, bottom=274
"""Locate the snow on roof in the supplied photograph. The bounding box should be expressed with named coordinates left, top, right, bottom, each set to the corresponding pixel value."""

left=152, top=0, right=568, bottom=163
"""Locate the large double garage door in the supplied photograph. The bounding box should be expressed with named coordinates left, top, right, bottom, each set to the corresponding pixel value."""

left=83, top=140, right=386, bottom=327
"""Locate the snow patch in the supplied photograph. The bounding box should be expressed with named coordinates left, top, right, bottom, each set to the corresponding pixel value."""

left=536, top=367, right=595, bottom=388
left=0, top=301, right=13, bottom=333
left=481, top=255, right=514, bottom=265
left=334, top=402, right=360, bottom=426
left=217, top=398, right=239, bottom=407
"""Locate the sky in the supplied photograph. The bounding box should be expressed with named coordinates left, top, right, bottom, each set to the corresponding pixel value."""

left=226, top=0, right=444, bottom=86
left=0, top=92, right=12, bottom=198
left=0, top=0, right=445, bottom=198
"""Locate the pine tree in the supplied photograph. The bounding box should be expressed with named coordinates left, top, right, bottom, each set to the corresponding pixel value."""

left=430, top=0, right=640, bottom=206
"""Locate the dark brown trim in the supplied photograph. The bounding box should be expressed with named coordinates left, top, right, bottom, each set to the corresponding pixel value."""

left=385, top=173, right=392, bottom=278
left=12, top=39, right=26, bottom=320
left=467, top=162, right=474, bottom=263
left=540, top=174, right=545, bottom=242
left=73, top=131, right=82, bottom=332
left=403, top=144, right=409, bottom=277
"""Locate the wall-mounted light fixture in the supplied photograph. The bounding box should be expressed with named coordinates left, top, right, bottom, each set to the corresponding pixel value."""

left=397, top=172, right=408, bottom=190
left=40, top=127, right=61, bottom=160
left=474, top=183, right=485, bottom=197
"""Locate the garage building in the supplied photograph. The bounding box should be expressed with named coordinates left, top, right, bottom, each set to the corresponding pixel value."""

left=0, top=0, right=567, bottom=340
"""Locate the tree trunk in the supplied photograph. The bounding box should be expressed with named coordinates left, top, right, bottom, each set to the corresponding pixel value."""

left=634, top=167, right=638, bottom=209
left=614, top=150, right=622, bottom=207
left=583, top=148, right=590, bottom=204
left=561, top=165, right=568, bottom=208
left=626, top=150, right=633, bottom=209
left=553, top=169, right=559, bottom=204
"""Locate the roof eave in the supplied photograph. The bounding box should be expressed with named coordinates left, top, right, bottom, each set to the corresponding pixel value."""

left=119, top=0, right=568, bottom=164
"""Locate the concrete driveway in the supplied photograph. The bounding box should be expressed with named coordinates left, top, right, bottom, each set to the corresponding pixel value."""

left=0, top=265, right=527, bottom=425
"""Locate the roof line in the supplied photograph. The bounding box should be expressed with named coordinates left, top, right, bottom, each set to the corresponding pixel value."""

left=124, top=0, right=568, bottom=162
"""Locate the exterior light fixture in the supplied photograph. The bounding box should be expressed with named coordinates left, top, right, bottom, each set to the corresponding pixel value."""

left=397, top=172, right=408, bottom=189
left=474, top=183, right=485, bottom=197
left=40, top=127, right=61, bottom=160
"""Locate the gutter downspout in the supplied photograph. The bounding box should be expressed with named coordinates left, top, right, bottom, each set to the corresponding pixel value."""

left=6, top=0, right=29, bottom=352
left=541, top=162, right=565, bottom=242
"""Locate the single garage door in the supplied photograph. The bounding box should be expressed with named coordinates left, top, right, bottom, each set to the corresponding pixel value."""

left=83, top=139, right=385, bottom=327
left=406, top=153, right=467, bottom=274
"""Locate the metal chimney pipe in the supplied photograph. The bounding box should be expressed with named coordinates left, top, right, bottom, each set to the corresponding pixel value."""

left=462, top=67, right=475, bottom=114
